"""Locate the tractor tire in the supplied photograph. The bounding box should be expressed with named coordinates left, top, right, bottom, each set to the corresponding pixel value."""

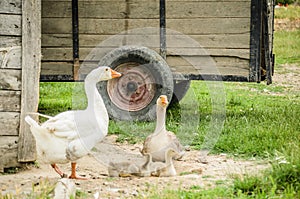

left=97, top=45, right=174, bottom=121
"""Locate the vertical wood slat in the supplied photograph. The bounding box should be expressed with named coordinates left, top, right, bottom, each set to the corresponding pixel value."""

left=18, top=0, right=41, bottom=162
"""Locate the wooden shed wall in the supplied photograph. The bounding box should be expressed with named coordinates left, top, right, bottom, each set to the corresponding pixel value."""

left=41, top=0, right=251, bottom=78
left=0, top=0, right=23, bottom=171
left=0, top=0, right=41, bottom=171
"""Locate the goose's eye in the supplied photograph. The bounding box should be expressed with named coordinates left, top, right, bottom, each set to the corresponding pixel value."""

left=105, top=68, right=109, bottom=71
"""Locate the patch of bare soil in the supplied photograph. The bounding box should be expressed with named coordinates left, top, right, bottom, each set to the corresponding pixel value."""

left=272, top=64, right=300, bottom=93
left=0, top=135, right=269, bottom=198
left=274, top=18, right=300, bottom=31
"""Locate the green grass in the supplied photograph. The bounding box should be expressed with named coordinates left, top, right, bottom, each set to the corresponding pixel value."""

left=191, top=81, right=300, bottom=159
left=275, top=5, right=300, bottom=20
left=273, top=30, right=300, bottom=65
left=35, top=78, right=300, bottom=198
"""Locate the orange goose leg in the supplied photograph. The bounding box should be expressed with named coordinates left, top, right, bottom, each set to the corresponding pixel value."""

left=69, top=162, right=87, bottom=180
left=51, top=164, right=67, bottom=178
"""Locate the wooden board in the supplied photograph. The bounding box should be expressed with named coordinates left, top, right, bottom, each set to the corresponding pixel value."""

left=0, top=69, right=21, bottom=90
left=130, top=1, right=250, bottom=18
left=0, top=112, right=20, bottom=136
left=42, top=1, right=250, bottom=18
left=0, top=36, right=21, bottom=48
left=40, top=55, right=249, bottom=76
left=42, top=1, right=126, bottom=18
left=0, top=0, right=22, bottom=14
left=41, top=47, right=249, bottom=61
left=41, top=62, right=73, bottom=75
left=0, top=91, right=21, bottom=112
left=42, top=33, right=250, bottom=49
left=0, top=136, right=21, bottom=172
left=41, top=0, right=251, bottom=3
left=42, top=18, right=250, bottom=35
left=167, top=56, right=249, bottom=76
left=0, top=14, right=21, bottom=36
left=18, top=0, right=41, bottom=162
left=0, top=46, right=22, bottom=69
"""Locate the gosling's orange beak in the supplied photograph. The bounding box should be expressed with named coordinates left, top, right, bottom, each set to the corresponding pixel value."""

left=160, top=96, right=168, bottom=106
left=110, top=69, right=122, bottom=78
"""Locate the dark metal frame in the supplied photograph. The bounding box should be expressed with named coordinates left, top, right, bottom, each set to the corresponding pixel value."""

left=72, top=0, right=80, bottom=80
left=159, top=0, right=167, bottom=60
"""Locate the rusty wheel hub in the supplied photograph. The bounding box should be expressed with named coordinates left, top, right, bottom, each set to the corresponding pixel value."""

left=107, top=62, right=156, bottom=112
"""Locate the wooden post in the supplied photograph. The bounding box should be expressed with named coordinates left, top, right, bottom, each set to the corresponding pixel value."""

left=18, top=0, right=41, bottom=162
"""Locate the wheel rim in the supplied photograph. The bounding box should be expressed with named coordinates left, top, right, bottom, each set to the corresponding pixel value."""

left=107, top=62, right=156, bottom=112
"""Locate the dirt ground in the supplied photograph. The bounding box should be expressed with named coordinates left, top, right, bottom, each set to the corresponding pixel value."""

left=0, top=135, right=270, bottom=198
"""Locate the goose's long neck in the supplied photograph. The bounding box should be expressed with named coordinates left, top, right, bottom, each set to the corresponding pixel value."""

left=154, top=105, right=166, bottom=133
left=85, top=79, right=108, bottom=122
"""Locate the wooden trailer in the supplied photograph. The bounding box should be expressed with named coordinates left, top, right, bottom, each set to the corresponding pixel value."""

left=0, top=0, right=275, bottom=170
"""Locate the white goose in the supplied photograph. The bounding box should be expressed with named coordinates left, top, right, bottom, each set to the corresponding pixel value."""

left=141, top=95, right=185, bottom=162
left=25, top=66, right=121, bottom=179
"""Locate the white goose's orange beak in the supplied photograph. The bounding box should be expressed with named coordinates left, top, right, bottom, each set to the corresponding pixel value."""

left=110, top=69, right=122, bottom=78
left=160, top=95, right=168, bottom=106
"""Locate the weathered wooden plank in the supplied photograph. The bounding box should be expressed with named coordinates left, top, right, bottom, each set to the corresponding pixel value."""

left=42, top=0, right=126, bottom=1
left=0, top=90, right=21, bottom=112
left=166, top=18, right=250, bottom=34
left=41, top=62, right=73, bottom=75
left=167, top=56, right=249, bottom=75
left=131, top=1, right=250, bottom=18
left=41, top=61, right=97, bottom=76
left=167, top=0, right=250, bottom=1
left=168, top=48, right=250, bottom=59
left=0, top=14, right=21, bottom=36
left=0, top=0, right=22, bottom=14
left=0, top=136, right=20, bottom=171
left=0, top=112, right=20, bottom=136
left=42, top=33, right=250, bottom=49
left=167, top=34, right=250, bottom=49
left=0, top=69, right=21, bottom=90
left=0, top=46, right=22, bottom=69
left=40, top=54, right=250, bottom=77
left=42, top=18, right=125, bottom=34
left=42, top=34, right=72, bottom=47
left=41, top=0, right=250, bottom=2
left=170, top=64, right=249, bottom=76
left=42, top=18, right=250, bottom=34
left=42, top=1, right=126, bottom=18
left=42, top=48, right=73, bottom=61
left=42, top=1, right=250, bottom=18
left=18, top=0, right=41, bottom=162
left=41, top=47, right=249, bottom=61
left=0, top=36, right=21, bottom=48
